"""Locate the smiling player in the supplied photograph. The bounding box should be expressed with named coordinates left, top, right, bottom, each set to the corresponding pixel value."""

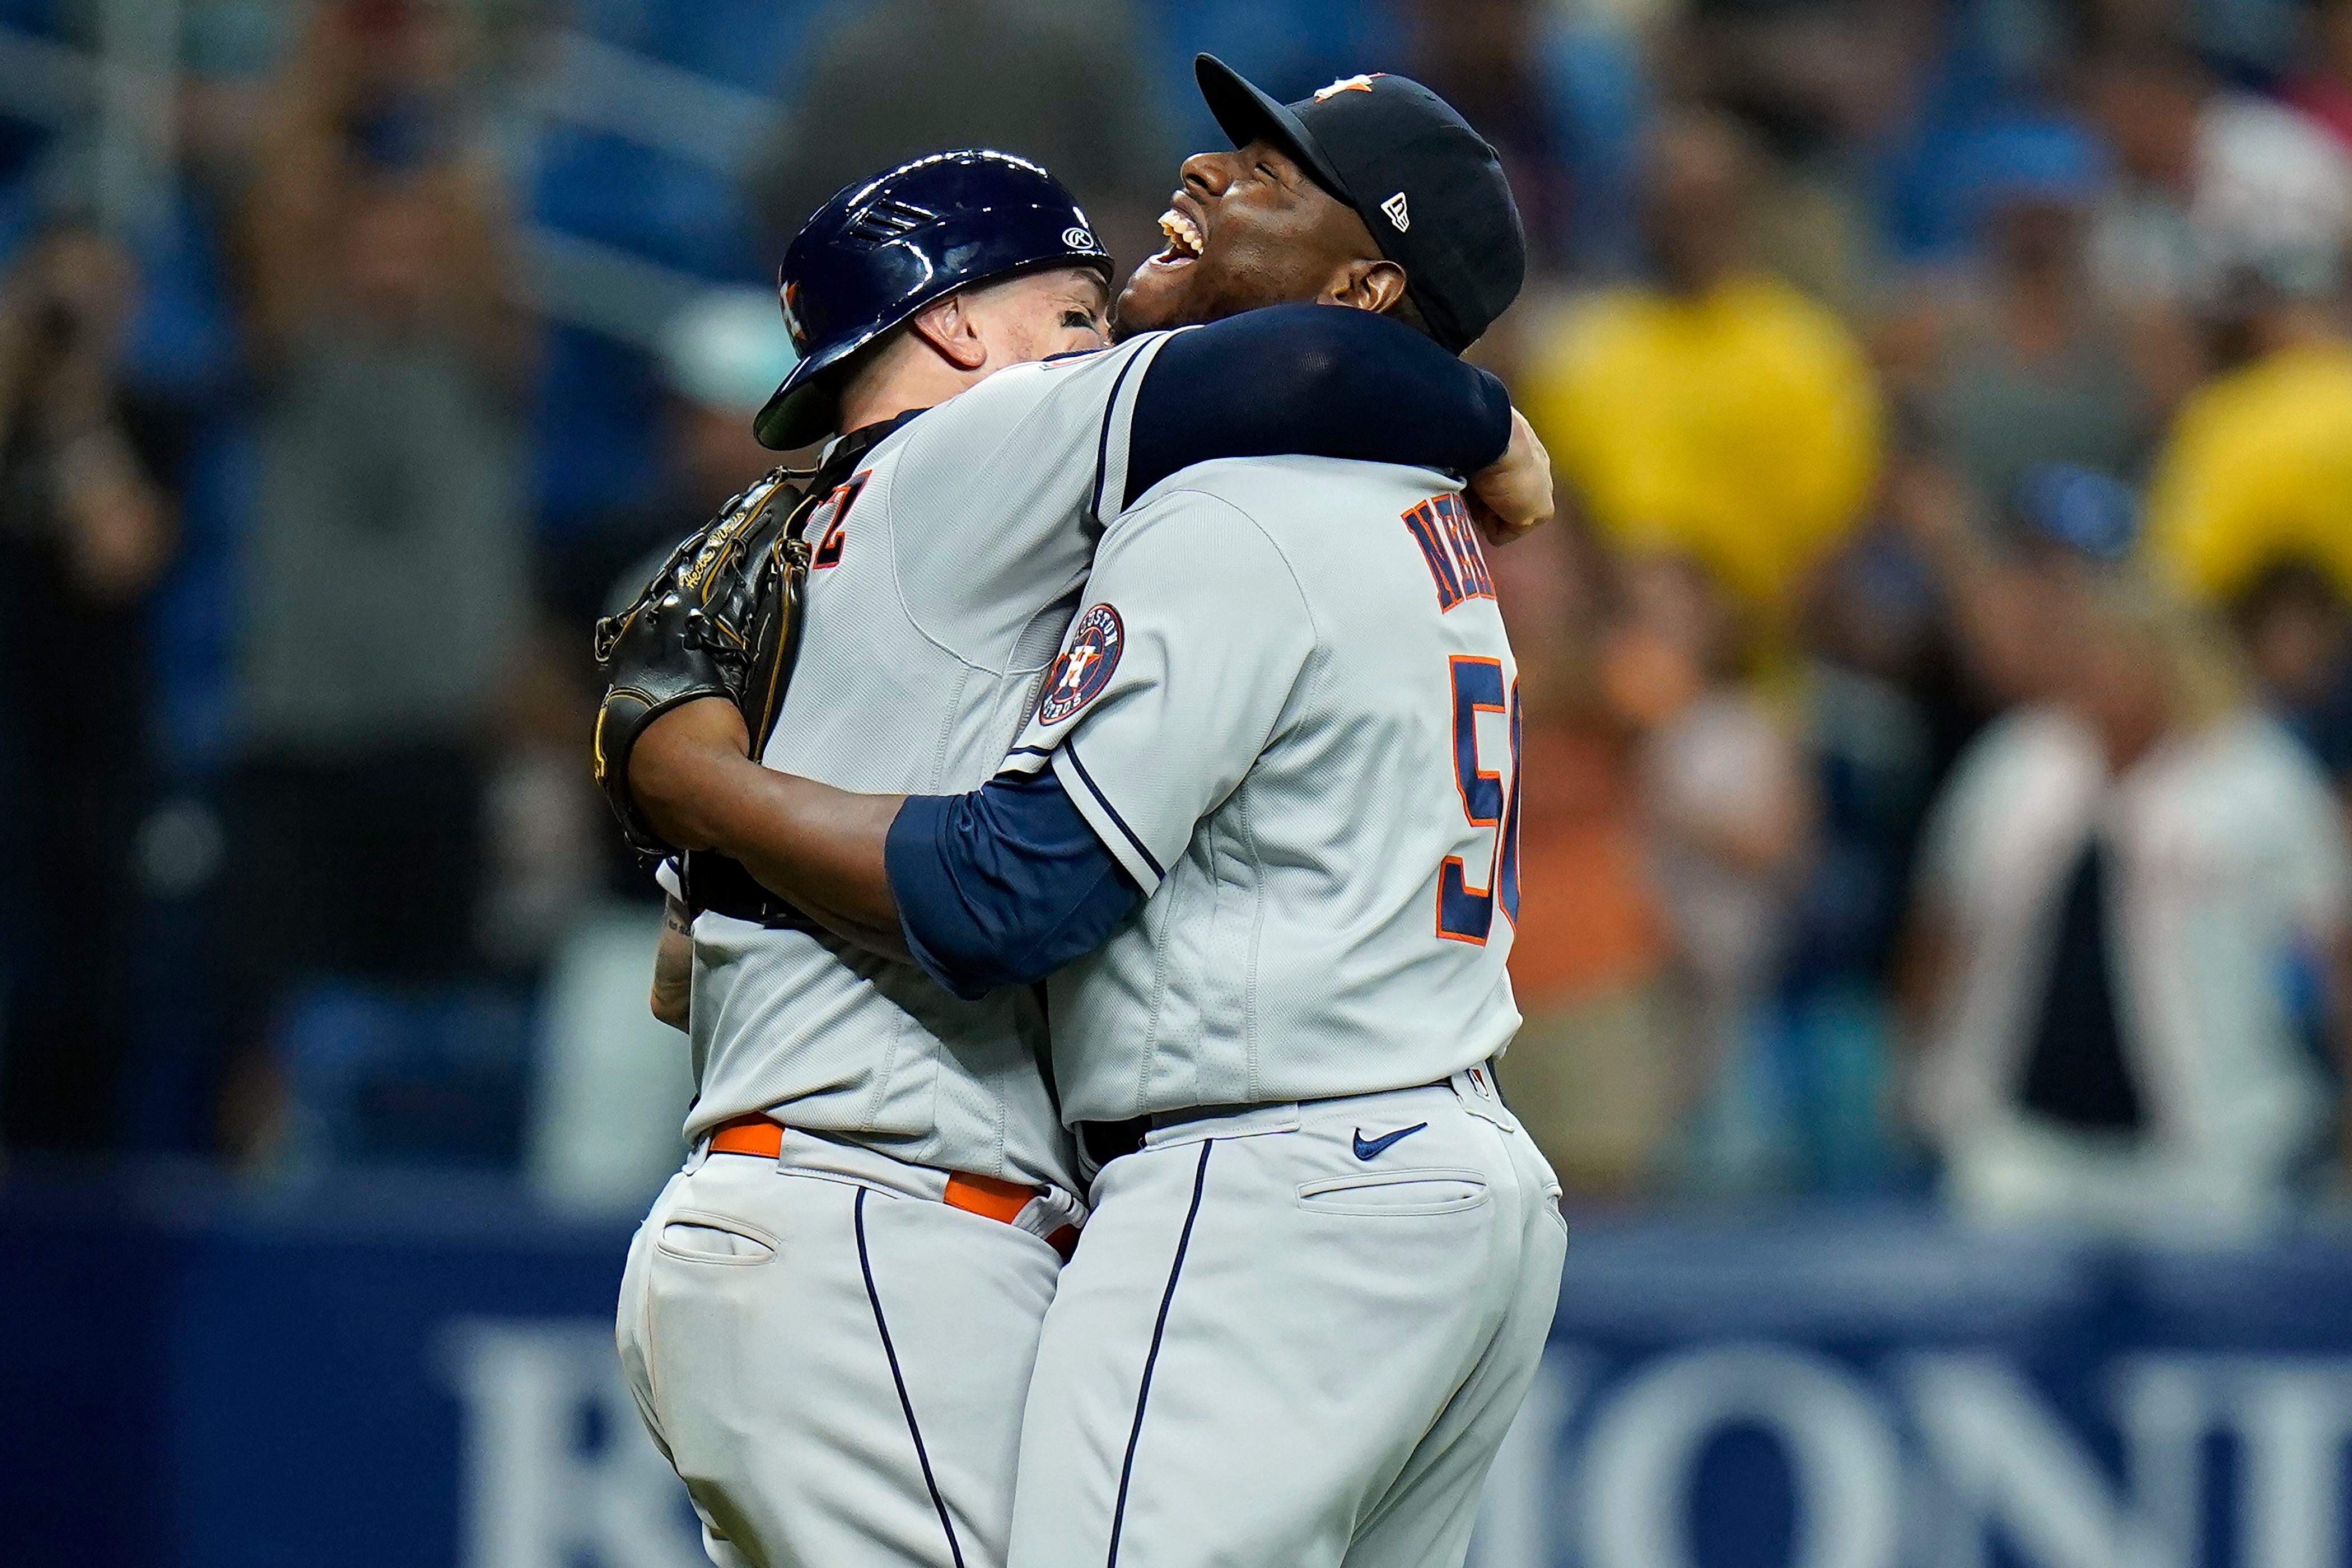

left=601, top=122, right=1553, bottom=1568
left=624, top=59, right=1566, bottom=1568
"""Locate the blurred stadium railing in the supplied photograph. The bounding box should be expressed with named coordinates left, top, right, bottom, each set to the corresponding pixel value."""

left=0, top=14, right=756, bottom=349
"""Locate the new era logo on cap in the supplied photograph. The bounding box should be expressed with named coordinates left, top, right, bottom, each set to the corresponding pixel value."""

left=1380, top=192, right=1410, bottom=232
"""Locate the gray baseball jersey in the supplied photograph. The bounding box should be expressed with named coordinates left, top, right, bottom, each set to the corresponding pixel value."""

left=672, top=329, right=1182, bottom=1191
left=998, top=454, right=1525, bottom=1122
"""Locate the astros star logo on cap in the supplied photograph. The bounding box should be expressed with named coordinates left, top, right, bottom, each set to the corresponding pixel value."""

left=1314, top=73, right=1384, bottom=100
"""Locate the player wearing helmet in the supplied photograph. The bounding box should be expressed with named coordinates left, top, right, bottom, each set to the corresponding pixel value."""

left=622, top=59, right=1566, bottom=1568
left=608, top=136, right=1550, bottom=1568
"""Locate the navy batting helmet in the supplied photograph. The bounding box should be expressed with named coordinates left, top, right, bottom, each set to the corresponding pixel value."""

left=754, top=150, right=1114, bottom=450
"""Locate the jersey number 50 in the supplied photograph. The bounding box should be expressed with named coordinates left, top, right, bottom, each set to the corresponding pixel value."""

left=1438, top=655, right=1523, bottom=945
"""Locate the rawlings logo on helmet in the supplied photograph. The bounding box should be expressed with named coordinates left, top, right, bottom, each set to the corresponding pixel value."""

left=1062, top=225, right=1099, bottom=252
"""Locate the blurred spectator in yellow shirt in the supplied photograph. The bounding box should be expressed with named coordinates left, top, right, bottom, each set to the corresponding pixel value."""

left=2144, top=252, right=2352, bottom=787
left=1520, top=110, right=1882, bottom=620
left=2144, top=267, right=2352, bottom=610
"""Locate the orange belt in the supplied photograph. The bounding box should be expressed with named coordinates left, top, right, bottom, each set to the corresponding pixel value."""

left=707, top=1115, right=1077, bottom=1259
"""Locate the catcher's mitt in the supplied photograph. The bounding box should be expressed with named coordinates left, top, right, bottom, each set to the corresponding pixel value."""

left=592, top=413, right=913, bottom=860
left=592, top=468, right=818, bottom=857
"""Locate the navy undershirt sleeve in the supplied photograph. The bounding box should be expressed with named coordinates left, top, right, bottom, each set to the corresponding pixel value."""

left=885, top=769, right=1144, bottom=1001
left=1123, top=304, right=1513, bottom=508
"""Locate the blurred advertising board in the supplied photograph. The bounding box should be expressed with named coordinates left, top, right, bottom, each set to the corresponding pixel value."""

left=6, top=1180, right=2350, bottom=1567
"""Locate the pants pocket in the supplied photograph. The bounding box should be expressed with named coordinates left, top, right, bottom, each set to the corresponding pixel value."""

left=1296, top=1168, right=1490, bottom=1217
left=656, top=1208, right=779, bottom=1264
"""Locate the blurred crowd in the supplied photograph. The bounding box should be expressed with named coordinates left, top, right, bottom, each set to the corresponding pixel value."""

left=2, top=0, right=2348, bottom=1236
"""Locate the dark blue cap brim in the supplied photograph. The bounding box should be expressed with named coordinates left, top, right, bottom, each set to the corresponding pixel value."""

left=754, top=337, right=862, bottom=451
left=1194, top=55, right=1357, bottom=209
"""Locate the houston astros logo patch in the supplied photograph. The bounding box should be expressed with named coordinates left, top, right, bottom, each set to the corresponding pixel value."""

left=1039, top=604, right=1122, bottom=724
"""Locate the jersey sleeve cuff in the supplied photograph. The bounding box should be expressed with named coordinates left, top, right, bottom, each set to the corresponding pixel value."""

left=1049, top=743, right=1166, bottom=895
left=1468, top=367, right=1513, bottom=472
left=881, top=794, right=995, bottom=1002
left=997, top=744, right=1056, bottom=780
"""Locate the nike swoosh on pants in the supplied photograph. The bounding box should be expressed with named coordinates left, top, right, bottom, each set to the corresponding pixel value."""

left=1352, top=1122, right=1429, bottom=1161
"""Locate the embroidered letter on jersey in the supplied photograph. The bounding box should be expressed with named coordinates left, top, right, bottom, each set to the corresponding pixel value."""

left=1402, top=493, right=1496, bottom=612
left=1038, top=604, right=1123, bottom=724
left=810, top=473, right=867, bottom=571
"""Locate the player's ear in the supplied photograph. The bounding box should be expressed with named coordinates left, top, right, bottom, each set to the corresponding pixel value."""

left=1324, top=258, right=1410, bottom=317
left=908, top=292, right=991, bottom=372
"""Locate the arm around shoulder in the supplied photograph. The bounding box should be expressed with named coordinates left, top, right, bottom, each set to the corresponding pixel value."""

left=1126, top=305, right=1514, bottom=506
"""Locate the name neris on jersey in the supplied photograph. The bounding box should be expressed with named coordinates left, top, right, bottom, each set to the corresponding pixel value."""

left=1402, top=492, right=1494, bottom=611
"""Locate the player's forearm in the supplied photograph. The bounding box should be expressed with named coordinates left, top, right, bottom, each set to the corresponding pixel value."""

left=697, top=763, right=908, bottom=957
left=629, top=702, right=911, bottom=957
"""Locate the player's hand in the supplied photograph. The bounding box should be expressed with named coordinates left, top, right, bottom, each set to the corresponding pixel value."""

left=1467, top=408, right=1552, bottom=547
left=629, top=697, right=753, bottom=852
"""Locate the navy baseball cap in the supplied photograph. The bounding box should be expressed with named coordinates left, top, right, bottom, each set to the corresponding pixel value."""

left=1193, top=54, right=1526, bottom=354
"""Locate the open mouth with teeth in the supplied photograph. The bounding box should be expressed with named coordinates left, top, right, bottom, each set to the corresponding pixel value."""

left=1151, top=208, right=1205, bottom=269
